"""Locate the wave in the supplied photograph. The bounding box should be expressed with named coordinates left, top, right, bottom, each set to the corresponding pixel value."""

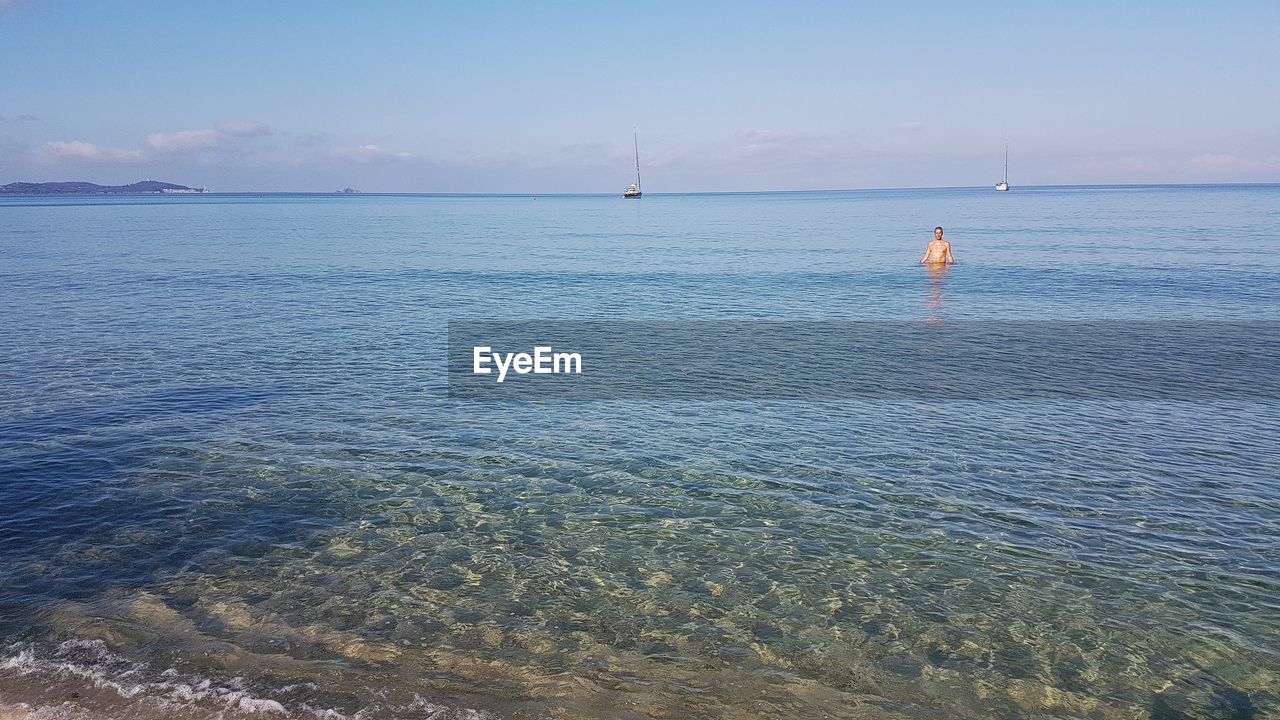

left=0, top=640, right=492, bottom=720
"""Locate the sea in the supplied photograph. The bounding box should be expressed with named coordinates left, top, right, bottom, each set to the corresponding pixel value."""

left=1, top=185, right=1277, bottom=720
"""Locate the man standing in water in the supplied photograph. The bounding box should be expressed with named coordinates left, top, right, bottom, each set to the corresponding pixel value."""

left=919, top=226, right=955, bottom=265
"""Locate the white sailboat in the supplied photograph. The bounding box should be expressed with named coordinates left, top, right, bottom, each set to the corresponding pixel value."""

left=995, top=143, right=1010, bottom=191
left=624, top=131, right=642, bottom=198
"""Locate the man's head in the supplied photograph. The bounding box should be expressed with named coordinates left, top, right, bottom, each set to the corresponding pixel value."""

left=934, top=226, right=944, bottom=239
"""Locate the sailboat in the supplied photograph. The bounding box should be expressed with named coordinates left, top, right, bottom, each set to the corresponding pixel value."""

left=623, top=131, right=642, bottom=198
left=995, top=143, right=1010, bottom=191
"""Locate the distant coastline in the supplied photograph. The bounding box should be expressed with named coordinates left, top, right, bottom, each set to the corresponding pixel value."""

left=0, top=180, right=207, bottom=195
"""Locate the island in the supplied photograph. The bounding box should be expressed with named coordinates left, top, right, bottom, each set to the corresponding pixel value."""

left=0, top=180, right=207, bottom=195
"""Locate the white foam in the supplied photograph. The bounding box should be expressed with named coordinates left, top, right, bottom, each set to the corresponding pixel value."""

left=407, top=694, right=496, bottom=720
left=1, top=641, right=497, bottom=720
left=237, top=696, right=289, bottom=714
left=299, top=708, right=349, bottom=720
left=0, top=648, right=35, bottom=672
left=2, top=642, right=325, bottom=717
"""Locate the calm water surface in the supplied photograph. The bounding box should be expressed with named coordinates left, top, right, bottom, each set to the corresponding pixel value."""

left=1, top=187, right=1278, bottom=719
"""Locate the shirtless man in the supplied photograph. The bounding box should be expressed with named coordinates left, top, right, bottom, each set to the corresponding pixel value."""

left=918, top=226, right=955, bottom=265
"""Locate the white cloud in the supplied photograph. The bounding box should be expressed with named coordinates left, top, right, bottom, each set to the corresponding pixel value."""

left=728, top=129, right=793, bottom=156
left=334, top=144, right=414, bottom=163
left=217, top=122, right=273, bottom=138
left=144, top=123, right=273, bottom=153
left=0, top=114, right=44, bottom=128
left=40, top=122, right=274, bottom=163
left=1190, top=152, right=1280, bottom=174
left=1079, top=154, right=1162, bottom=174
left=146, top=129, right=223, bottom=153
left=724, top=129, right=847, bottom=166
left=1191, top=153, right=1240, bottom=168
left=293, top=133, right=328, bottom=147
left=42, top=140, right=144, bottom=162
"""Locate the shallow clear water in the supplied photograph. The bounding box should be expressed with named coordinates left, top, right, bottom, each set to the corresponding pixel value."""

left=1, top=187, right=1278, bottom=719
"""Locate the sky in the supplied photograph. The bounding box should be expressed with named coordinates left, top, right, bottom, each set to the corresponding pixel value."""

left=2, top=1, right=1278, bottom=192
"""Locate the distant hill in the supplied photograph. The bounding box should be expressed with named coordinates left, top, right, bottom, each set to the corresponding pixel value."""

left=0, top=180, right=207, bottom=195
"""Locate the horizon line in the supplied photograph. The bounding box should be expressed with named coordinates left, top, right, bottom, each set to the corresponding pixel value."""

left=4, top=181, right=1279, bottom=198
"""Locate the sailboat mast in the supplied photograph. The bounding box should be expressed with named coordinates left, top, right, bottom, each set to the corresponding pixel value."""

left=1003, top=143, right=1008, bottom=184
left=633, top=131, right=642, bottom=192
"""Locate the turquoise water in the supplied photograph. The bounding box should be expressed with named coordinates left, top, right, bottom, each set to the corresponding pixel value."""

left=1, top=186, right=1278, bottom=719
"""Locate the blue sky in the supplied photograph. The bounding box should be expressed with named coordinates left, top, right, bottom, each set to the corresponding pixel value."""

left=2, top=1, right=1277, bottom=191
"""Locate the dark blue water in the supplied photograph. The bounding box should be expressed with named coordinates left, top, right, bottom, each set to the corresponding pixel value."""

left=2, top=187, right=1278, bottom=719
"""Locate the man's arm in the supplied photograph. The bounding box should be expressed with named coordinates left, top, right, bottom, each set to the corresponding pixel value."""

left=919, top=245, right=931, bottom=264
left=945, top=242, right=955, bottom=264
